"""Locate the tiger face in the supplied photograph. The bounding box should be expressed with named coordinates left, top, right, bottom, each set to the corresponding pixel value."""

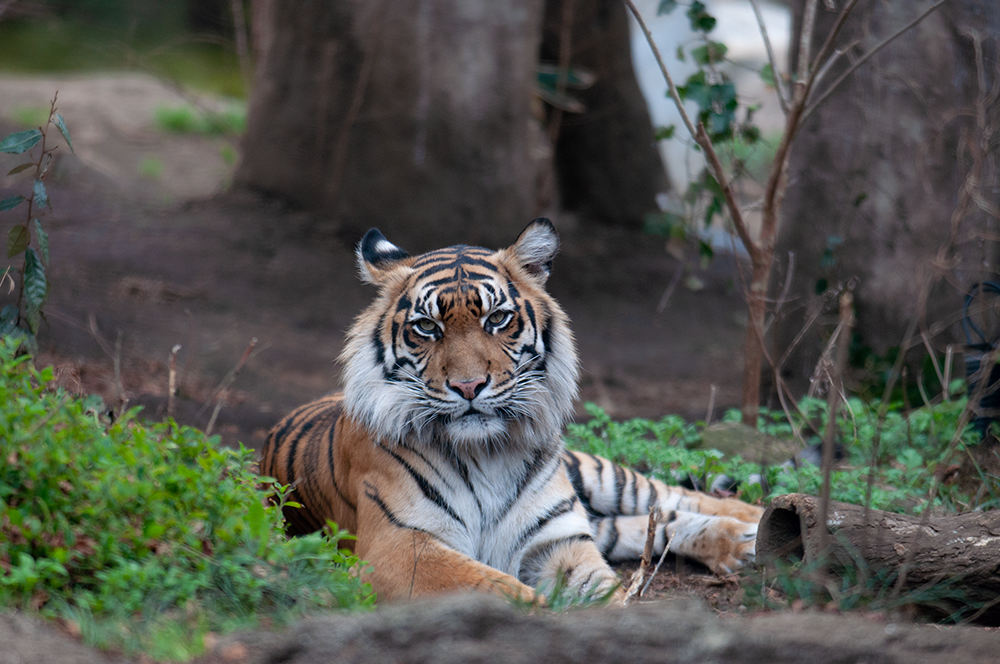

left=340, top=219, right=579, bottom=450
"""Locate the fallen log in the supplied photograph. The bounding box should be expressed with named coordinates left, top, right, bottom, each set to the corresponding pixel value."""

left=757, top=493, right=1000, bottom=623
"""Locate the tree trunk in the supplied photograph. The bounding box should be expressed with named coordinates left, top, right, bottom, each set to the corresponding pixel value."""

left=539, top=0, right=670, bottom=228
left=773, top=0, right=1000, bottom=392
left=237, top=0, right=544, bottom=250
left=758, top=493, right=1000, bottom=623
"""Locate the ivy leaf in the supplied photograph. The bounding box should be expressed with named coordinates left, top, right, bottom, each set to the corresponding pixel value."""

left=657, top=0, right=679, bottom=15
left=0, top=129, right=42, bottom=154
left=24, top=248, right=47, bottom=316
left=760, top=62, right=776, bottom=87
left=7, top=163, right=33, bottom=176
left=675, top=45, right=686, bottom=62
left=686, top=1, right=717, bottom=33
left=691, top=42, right=728, bottom=66
left=655, top=125, right=676, bottom=141
left=53, top=113, right=74, bottom=154
left=0, top=195, right=24, bottom=211
left=34, top=219, right=49, bottom=265
left=33, top=179, right=49, bottom=209
left=6, top=225, right=29, bottom=258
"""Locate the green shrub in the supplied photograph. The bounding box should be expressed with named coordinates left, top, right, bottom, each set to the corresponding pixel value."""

left=0, top=337, right=373, bottom=659
left=566, top=392, right=991, bottom=514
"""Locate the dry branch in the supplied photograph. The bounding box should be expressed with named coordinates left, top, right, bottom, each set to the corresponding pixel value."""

left=757, top=493, right=1000, bottom=622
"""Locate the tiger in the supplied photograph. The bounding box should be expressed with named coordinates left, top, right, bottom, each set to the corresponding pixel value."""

left=260, top=218, right=764, bottom=605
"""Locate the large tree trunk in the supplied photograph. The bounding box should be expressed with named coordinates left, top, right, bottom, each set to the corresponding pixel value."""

left=539, top=0, right=669, bottom=228
left=772, top=0, right=1000, bottom=391
left=237, top=0, right=544, bottom=250
left=758, top=493, right=1000, bottom=623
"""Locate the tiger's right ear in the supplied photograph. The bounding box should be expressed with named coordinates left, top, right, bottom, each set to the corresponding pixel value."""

left=357, top=228, right=411, bottom=285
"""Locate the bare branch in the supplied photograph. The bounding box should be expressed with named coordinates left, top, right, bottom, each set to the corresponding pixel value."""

left=749, top=0, right=788, bottom=115
left=803, top=0, right=952, bottom=123
left=622, top=0, right=699, bottom=143
left=795, top=0, right=820, bottom=101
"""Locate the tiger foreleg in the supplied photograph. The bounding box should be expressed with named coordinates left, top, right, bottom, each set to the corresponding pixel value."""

left=356, top=528, right=539, bottom=604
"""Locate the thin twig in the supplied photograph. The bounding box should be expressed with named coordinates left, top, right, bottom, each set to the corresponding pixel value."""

left=624, top=507, right=661, bottom=604
left=795, top=0, right=820, bottom=99
left=168, top=344, right=181, bottom=420
left=205, top=338, right=258, bottom=436
left=816, top=290, right=853, bottom=573
left=749, top=0, right=788, bottom=115
left=656, top=254, right=687, bottom=313
left=706, top=384, right=717, bottom=426
left=642, top=527, right=676, bottom=596
left=803, top=0, right=952, bottom=123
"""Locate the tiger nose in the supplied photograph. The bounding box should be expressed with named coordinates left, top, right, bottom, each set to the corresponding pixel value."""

left=448, top=377, right=487, bottom=400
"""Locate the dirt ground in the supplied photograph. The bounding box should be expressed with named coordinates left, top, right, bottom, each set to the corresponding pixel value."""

left=4, top=74, right=997, bottom=661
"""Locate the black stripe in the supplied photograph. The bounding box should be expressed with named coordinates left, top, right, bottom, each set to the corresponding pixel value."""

left=630, top=469, right=639, bottom=515
left=600, top=520, right=619, bottom=556
left=378, top=443, right=466, bottom=528
left=363, top=482, right=433, bottom=536
left=613, top=463, right=626, bottom=514
left=563, top=453, right=594, bottom=514
left=325, top=416, right=355, bottom=511
left=520, top=533, right=594, bottom=577
left=514, top=497, right=577, bottom=552
left=647, top=481, right=658, bottom=514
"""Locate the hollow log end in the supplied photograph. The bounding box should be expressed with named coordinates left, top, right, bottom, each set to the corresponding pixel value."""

left=757, top=493, right=811, bottom=565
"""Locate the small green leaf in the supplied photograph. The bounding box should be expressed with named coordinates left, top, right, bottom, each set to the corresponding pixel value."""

left=0, top=304, right=17, bottom=336
left=33, top=179, right=48, bottom=209
left=53, top=113, right=74, bottom=153
left=686, top=1, right=716, bottom=33
left=654, top=125, right=676, bottom=141
left=0, top=195, right=24, bottom=211
left=657, top=0, right=678, bottom=15
left=6, top=163, right=33, bottom=176
left=0, top=129, right=42, bottom=154
left=760, top=62, right=776, bottom=87
left=24, top=248, right=47, bottom=314
left=691, top=42, right=728, bottom=66
left=33, top=219, right=49, bottom=264
left=675, top=45, right=686, bottom=62
left=6, top=225, right=29, bottom=258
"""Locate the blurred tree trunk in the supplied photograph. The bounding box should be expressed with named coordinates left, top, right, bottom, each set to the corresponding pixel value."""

left=771, top=0, right=1000, bottom=392
left=237, top=0, right=544, bottom=250
left=540, top=0, right=669, bottom=229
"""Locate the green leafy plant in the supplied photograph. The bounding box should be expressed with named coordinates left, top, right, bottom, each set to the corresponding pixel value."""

left=0, top=337, right=373, bottom=658
left=1, top=94, right=69, bottom=352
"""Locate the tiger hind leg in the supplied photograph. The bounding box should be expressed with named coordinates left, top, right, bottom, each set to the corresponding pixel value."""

left=589, top=513, right=757, bottom=575
left=564, top=451, right=763, bottom=574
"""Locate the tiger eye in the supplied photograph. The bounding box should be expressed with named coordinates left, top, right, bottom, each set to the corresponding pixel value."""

left=417, top=318, right=437, bottom=332
left=488, top=311, right=508, bottom=325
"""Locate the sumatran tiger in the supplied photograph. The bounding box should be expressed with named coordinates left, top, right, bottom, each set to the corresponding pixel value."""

left=260, top=219, right=764, bottom=604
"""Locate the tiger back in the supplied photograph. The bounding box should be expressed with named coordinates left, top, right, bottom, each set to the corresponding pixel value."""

left=260, top=219, right=763, bottom=604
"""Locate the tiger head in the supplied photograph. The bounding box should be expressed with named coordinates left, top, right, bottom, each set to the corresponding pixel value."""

left=340, top=218, right=579, bottom=452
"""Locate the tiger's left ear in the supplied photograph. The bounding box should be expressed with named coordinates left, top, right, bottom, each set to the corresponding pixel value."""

left=510, top=218, right=559, bottom=283
left=357, top=228, right=411, bottom=285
